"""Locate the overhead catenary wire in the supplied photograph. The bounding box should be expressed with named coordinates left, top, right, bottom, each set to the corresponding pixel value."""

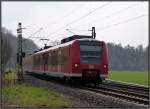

left=65, top=28, right=92, bottom=36
left=97, top=14, right=147, bottom=31
left=41, top=2, right=87, bottom=31
left=25, top=3, right=87, bottom=41
left=27, top=28, right=43, bottom=39
left=24, top=2, right=147, bottom=48
left=83, top=2, right=143, bottom=26
left=47, top=2, right=112, bottom=37
left=106, top=2, right=143, bottom=17
left=63, top=2, right=87, bottom=18
left=65, top=2, right=112, bottom=27
left=66, top=29, right=76, bottom=35
left=66, top=28, right=91, bottom=31
left=26, top=2, right=111, bottom=40
left=29, top=36, right=46, bottom=39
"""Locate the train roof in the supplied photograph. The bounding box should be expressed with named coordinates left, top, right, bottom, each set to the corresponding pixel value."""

left=31, top=38, right=103, bottom=56
left=32, top=40, right=76, bottom=55
left=61, top=35, right=93, bottom=44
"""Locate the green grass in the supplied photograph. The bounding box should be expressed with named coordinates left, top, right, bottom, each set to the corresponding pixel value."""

left=2, top=84, right=72, bottom=107
left=2, top=71, right=73, bottom=107
left=108, top=71, right=148, bottom=86
left=4, top=70, right=17, bottom=81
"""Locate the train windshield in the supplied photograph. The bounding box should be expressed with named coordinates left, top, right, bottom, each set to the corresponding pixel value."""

left=79, top=40, right=102, bottom=64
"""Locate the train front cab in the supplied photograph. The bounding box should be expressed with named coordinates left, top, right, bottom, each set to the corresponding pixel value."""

left=71, top=39, right=108, bottom=85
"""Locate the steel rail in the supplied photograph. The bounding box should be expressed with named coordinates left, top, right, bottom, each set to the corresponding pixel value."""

left=81, top=86, right=149, bottom=105
left=100, top=84, right=149, bottom=95
left=26, top=73, right=149, bottom=105
left=97, top=85, right=149, bottom=100
left=104, top=80, right=149, bottom=93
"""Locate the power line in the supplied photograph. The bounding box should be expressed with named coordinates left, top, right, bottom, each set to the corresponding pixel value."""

left=26, top=3, right=87, bottom=40
left=41, top=3, right=87, bottom=31
left=97, top=14, right=147, bottom=31
left=80, top=2, right=143, bottom=28
left=66, top=29, right=76, bottom=35
left=65, top=2, right=112, bottom=27
left=66, top=28, right=91, bottom=31
left=107, top=2, right=143, bottom=17
left=47, top=2, right=112, bottom=37
left=27, top=2, right=111, bottom=40
left=63, top=2, right=87, bottom=18
left=27, top=28, right=43, bottom=39
left=65, top=28, right=92, bottom=36
left=29, top=36, right=45, bottom=39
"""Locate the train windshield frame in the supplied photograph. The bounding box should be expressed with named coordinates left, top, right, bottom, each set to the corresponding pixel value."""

left=79, top=40, right=102, bottom=64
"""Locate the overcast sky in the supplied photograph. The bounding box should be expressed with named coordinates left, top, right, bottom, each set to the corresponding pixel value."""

left=2, top=1, right=149, bottom=48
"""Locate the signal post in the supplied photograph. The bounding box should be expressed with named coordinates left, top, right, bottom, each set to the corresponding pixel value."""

left=17, top=22, right=24, bottom=82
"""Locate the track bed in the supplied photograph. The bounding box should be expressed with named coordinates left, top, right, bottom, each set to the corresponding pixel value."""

left=23, top=73, right=148, bottom=108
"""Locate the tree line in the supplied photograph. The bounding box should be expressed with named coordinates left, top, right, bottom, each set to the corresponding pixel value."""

left=107, top=43, right=148, bottom=71
left=1, top=27, right=39, bottom=71
left=1, top=27, right=148, bottom=71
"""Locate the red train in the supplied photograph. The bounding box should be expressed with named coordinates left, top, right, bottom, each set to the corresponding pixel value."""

left=23, top=35, right=108, bottom=85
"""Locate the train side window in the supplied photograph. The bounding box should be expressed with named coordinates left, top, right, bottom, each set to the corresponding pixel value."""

left=36, top=56, right=38, bottom=66
left=35, top=56, right=39, bottom=66
left=35, top=56, right=38, bottom=66
left=41, top=55, right=42, bottom=65
left=35, top=56, right=36, bottom=66
left=38, top=55, right=40, bottom=65
left=36, top=56, right=37, bottom=66
left=69, top=46, right=70, bottom=56
left=33, top=57, right=35, bottom=66
left=35, top=56, right=37, bottom=66
left=48, top=53, right=51, bottom=65
left=40, top=55, right=41, bottom=66
left=55, top=51, right=58, bottom=65
left=58, top=49, right=62, bottom=65
left=45, top=54, right=48, bottom=65
left=51, top=52, right=55, bottom=65
left=42, top=54, right=44, bottom=65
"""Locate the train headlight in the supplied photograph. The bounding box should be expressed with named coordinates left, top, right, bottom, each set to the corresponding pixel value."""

left=104, top=65, right=107, bottom=68
left=74, top=63, right=80, bottom=68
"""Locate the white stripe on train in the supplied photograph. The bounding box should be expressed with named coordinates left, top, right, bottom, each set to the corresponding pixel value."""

left=25, top=69, right=108, bottom=78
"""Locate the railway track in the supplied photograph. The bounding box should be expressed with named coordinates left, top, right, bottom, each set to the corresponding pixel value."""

left=104, top=80, right=149, bottom=94
left=27, top=73, right=149, bottom=106
left=80, top=81, right=149, bottom=106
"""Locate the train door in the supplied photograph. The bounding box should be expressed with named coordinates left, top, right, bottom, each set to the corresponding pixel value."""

left=57, top=48, right=61, bottom=73
left=44, top=53, right=48, bottom=72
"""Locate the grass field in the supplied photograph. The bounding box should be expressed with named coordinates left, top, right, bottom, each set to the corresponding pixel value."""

left=108, top=71, right=148, bottom=86
left=2, top=84, right=72, bottom=107
left=2, top=71, right=72, bottom=107
left=4, top=70, right=17, bottom=81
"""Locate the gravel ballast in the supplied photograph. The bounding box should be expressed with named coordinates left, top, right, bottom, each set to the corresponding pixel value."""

left=23, top=73, right=148, bottom=108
